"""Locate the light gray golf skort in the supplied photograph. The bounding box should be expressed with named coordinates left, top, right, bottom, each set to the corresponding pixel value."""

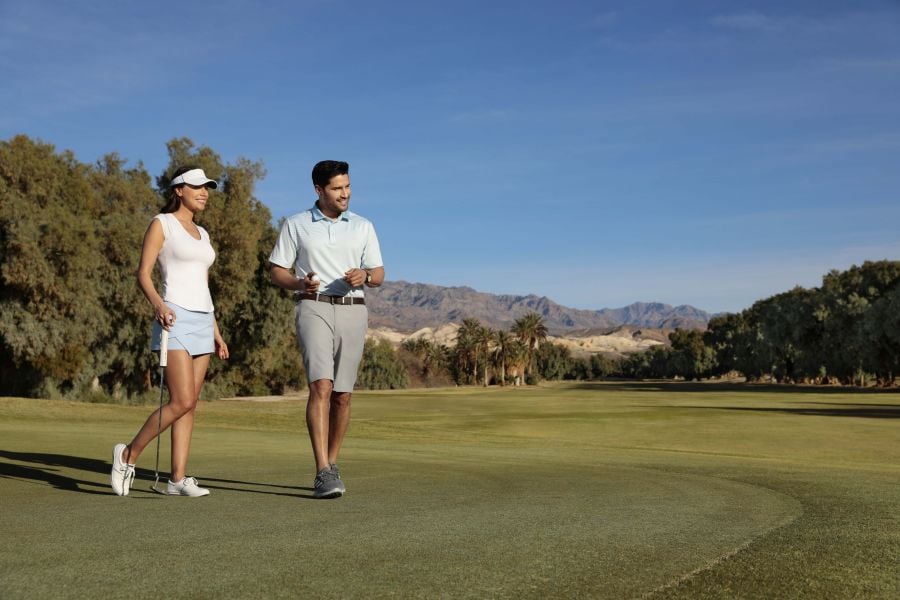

left=151, top=301, right=215, bottom=356
left=295, top=299, right=368, bottom=392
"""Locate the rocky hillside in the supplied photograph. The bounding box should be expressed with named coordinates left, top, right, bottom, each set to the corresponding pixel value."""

left=368, top=322, right=668, bottom=357
left=366, top=281, right=711, bottom=334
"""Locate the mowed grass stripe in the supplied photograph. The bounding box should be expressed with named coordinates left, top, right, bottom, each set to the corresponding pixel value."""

left=1, top=382, right=898, bottom=599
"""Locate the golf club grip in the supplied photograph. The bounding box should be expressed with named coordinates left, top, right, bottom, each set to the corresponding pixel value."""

left=160, top=329, right=169, bottom=367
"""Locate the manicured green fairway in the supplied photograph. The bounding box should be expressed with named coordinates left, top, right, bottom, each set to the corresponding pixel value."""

left=1, top=382, right=898, bottom=599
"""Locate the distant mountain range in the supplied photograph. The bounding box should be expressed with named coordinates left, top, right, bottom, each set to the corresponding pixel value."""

left=366, top=281, right=712, bottom=334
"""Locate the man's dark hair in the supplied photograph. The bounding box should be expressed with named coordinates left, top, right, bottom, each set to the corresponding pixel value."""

left=312, top=160, right=349, bottom=189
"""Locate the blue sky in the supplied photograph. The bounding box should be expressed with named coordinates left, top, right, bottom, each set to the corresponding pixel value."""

left=2, top=0, right=899, bottom=313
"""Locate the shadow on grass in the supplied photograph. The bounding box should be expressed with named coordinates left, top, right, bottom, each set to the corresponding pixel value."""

left=0, top=450, right=318, bottom=498
left=0, top=460, right=110, bottom=495
left=643, top=405, right=900, bottom=419
left=572, top=381, right=900, bottom=395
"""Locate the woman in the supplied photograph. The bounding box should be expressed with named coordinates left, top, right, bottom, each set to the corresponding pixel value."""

left=111, top=166, right=229, bottom=497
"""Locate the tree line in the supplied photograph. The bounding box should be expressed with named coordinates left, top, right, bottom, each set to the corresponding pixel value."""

left=3, top=135, right=897, bottom=399
left=408, top=260, right=900, bottom=388
left=0, top=135, right=304, bottom=400
left=618, top=260, right=900, bottom=386
left=703, top=260, right=900, bottom=386
left=400, top=312, right=551, bottom=387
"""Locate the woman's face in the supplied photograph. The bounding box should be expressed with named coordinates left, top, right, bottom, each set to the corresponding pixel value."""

left=176, top=184, right=211, bottom=212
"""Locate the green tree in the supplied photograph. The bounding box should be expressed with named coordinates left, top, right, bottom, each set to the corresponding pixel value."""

left=864, top=282, right=900, bottom=385
left=668, top=328, right=716, bottom=380
left=535, top=341, right=574, bottom=381
left=401, top=337, right=429, bottom=356
left=492, top=329, right=514, bottom=385
left=402, top=337, right=449, bottom=380
left=705, top=261, right=900, bottom=386
left=589, top=353, right=620, bottom=378
left=572, top=353, right=619, bottom=380
left=356, top=338, right=408, bottom=390
left=818, top=261, right=900, bottom=385
left=88, top=154, right=160, bottom=396
left=453, top=318, right=483, bottom=384
left=623, top=345, right=673, bottom=379
left=704, top=312, right=745, bottom=376
left=475, top=325, right=494, bottom=386
left=0, top=136, right=106, bottom=395
left=424, top=342, right=450, bottom=380
left=511, top=312, right=548, bottom=381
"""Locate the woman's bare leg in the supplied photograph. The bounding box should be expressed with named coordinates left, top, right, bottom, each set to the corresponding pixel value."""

left=169, top=353, right=210, bottom=481
left=120, top=350, right=199, bottom=466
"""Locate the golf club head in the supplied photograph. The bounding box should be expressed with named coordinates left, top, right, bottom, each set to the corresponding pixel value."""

left=150, top=476, right=167, bottom=495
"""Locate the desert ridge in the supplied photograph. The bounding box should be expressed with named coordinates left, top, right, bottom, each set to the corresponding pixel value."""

left=365, top=281, right=712, bottom=334
left=367, top=323, right=667, bottom=357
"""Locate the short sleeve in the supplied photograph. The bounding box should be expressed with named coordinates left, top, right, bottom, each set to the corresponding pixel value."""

left=360, top=222, right=383, bottom=269
left=269, top=219, right=299, bottom=269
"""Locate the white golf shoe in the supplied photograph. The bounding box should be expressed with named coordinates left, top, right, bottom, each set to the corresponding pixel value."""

left=110, top=443, right=135, bottom=496
left=166, top=476, right=210, bottom=497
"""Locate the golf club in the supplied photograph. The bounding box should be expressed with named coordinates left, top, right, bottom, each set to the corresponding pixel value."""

left=150, top=328, right=169, bottom=494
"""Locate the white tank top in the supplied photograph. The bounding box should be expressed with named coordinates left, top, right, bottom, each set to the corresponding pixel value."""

left=154, top=213, right=215, bottom=312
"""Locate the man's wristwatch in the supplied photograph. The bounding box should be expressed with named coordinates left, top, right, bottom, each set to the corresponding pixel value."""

left=365, top=271, right=373, bottom=286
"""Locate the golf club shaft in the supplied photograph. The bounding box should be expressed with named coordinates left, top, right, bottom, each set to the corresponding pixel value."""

left=154, top=329, right=169, bottom=490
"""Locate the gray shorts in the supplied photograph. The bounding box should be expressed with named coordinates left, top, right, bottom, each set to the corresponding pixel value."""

left=295, top=300, right=368, bottom=393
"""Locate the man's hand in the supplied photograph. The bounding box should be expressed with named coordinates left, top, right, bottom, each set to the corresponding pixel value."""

left=270, top=264, right=307, bottom=292
left=304, top=272, right=321, bottom=294
left=343, top=268, right=367, bottom=288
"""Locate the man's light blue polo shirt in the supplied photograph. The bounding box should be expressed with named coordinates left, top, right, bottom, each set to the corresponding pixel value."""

left=269, top=204, right=383, bottom=298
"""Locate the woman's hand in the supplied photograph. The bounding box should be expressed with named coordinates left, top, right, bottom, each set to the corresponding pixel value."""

left=215, top=334, right=229, bottom=360
left=156, top=304, right=176, bottom=330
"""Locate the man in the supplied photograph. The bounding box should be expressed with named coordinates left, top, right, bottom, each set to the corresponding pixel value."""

left=269, top=160, right=384, bottom=499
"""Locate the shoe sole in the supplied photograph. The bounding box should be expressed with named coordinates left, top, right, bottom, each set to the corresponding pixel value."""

left=313, top=490, right=343, bottom=499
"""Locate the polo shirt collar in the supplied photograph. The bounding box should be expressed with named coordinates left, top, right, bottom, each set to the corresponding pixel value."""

left=311, top=204, right=350, bottom=222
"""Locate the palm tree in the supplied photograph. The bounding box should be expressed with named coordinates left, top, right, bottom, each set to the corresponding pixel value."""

left=493, top=330, right=513, bottom=386
left=403, top=337, right=447, bottom=378
left=507, top=339, right=529, bottom=386
left=455, top=318, right=483, bottom=384
left=511, top=312, right=548, bottom=381
left=401, top=337, right=429, bottom=356
left=424, top=343, right=449, bottom=378
left=475, top=326, right=495, bottom=386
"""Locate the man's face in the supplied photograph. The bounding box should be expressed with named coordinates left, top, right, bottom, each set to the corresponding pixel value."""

left=315, top=174, right=351, bottom=217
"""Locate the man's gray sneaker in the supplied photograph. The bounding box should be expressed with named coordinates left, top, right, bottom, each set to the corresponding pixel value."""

left=330, top=463, right=346, bottom=494
left=110, top=443, right=135, bottom=496
left=313, top=467, right=343, bottom=499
